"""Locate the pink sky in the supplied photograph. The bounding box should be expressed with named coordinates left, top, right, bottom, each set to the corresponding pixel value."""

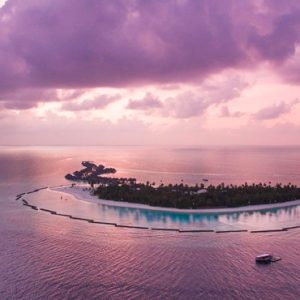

left=0, top=0, right=300, bottom=145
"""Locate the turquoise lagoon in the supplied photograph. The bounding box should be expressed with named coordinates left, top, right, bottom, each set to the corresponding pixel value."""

left=25, top=187, right=300, bottom=231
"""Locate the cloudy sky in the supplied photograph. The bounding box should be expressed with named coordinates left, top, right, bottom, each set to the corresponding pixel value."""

left=0, top=0, right=300, bottom=145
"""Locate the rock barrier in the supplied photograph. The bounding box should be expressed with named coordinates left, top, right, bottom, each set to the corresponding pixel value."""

left=151, top=228, right=179, bottom=232
left=215, top=230, right=248, bottom=233
left=16, top=193, right=25, bottom=198
left=40, top=208, right=57, bottom=215
left=250, top=229, right=287, bottom=233
left=92, top=221, right=117, bottom=226
left=69, top=216, right=94, bottom=222
left=179, top=229, right=214, bottom=233
left=282, top=225, right=300, bottom=230
left=55, top=213, right=72, bottom=218
left=23, top=203, right=38, bottom=210
left=130, top=226, right=149, bottom=230
left=36, top=187, right=48, bottom=191
left=115, top=224, right=149, bottom=229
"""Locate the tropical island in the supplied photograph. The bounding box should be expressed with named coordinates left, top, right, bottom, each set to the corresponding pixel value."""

left=65, top=162, right=300, bottom=209
left=65, top=161, right=117, bottom=182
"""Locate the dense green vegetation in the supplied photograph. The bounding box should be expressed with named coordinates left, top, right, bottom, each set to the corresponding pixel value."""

left=66, top=162, right=300, bottom=209
left=65, top=161, right=116, bottom=182
left=94, top=182, right=300, bottom=209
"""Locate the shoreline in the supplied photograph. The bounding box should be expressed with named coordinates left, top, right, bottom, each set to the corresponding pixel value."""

left=50, top=185, right=300, bottom=214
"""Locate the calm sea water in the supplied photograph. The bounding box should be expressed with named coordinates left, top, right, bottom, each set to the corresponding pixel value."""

left=0, top=146, right=299, bottom=299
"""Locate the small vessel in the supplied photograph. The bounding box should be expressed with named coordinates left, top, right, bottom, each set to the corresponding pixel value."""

left=255, top=253, right=282, bottom=264
left=255, top=253, right=273, bottom=264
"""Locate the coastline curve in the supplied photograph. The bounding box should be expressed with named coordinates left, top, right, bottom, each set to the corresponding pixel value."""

left=51, top=185, right=300, bottom=215
left=14, top=185, right=300, bottom=234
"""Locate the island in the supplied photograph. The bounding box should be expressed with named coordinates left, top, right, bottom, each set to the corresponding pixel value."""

left=65, top=162, right=300, bottom=209
left=65, top=161, right=118, bottom=185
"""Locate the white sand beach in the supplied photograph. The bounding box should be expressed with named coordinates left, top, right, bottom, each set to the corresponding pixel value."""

left=50, top=184, right=300, bottom=214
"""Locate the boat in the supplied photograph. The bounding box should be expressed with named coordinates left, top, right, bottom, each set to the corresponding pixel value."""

left=255, top=253, right=273, bottom=264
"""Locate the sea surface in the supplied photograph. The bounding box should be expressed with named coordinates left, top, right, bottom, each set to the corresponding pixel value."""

left=0, top=145, right=299, bottom=299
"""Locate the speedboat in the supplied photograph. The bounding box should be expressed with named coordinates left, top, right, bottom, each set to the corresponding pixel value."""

left=255, top=254, right=273, bottom=264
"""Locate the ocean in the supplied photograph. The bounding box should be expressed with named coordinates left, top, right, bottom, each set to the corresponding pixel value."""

left=0, top=145, right=299, bottom=299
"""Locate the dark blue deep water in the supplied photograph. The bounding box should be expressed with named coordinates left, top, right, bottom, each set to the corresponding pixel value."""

left=0, top=146, right=299, bottom=299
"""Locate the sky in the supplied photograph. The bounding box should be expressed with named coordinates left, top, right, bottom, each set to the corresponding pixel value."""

left=0, top=0, right=300, bottom=146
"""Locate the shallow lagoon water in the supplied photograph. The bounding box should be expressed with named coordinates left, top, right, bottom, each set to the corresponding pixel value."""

left=1, top=146, right=300, bottom=299
left=25, top=187, right=300, bottom=231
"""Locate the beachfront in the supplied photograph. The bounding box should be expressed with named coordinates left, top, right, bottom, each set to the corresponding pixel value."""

left=52, top=184, right=300, bottom=215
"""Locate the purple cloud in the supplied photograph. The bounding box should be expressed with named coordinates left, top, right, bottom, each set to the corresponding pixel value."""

left=220, top=106, right=244, bottom=118
left=126, top=77, right=249, bottom=119
left=202, top=77, right=249, bottom=103
left=279, top=49, right=300, bottom=84
left=127, top=93, right=162, bottom=110
left=61, top=94, right=120, bottom=111
left=164, top=92, right=208, bottom=119
left=1, top=0, right=300, bottom=98
left=253, top=99, right=299, bottom=120
left=0, top=89, right=60, bottom=109
left=128, top=91, right=211, bottom=118
left=0, top=88, right=87, bottom=110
